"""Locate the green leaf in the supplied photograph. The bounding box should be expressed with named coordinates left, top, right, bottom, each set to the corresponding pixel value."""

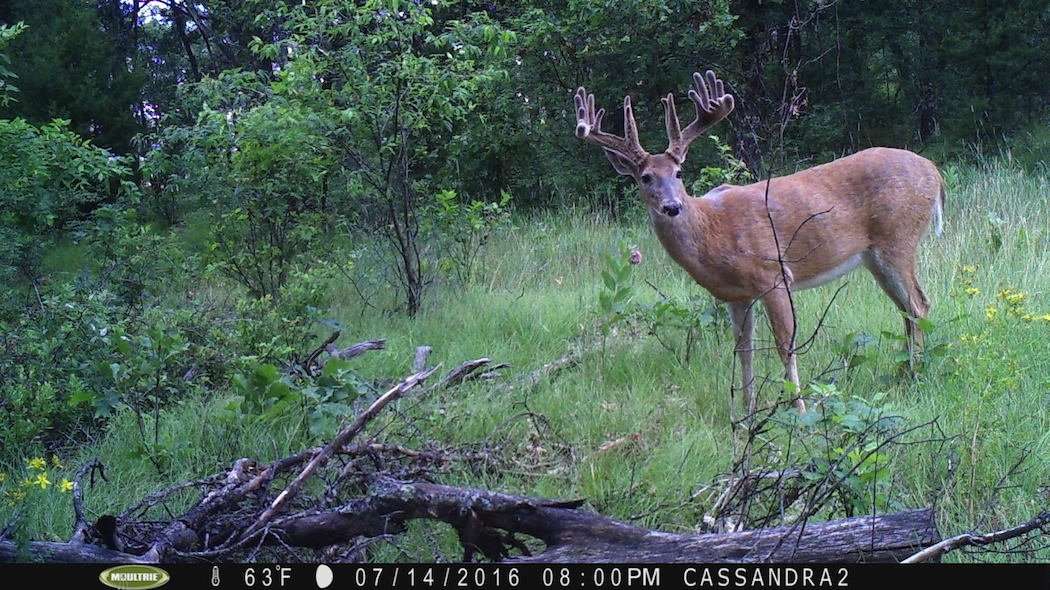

left=916, top=317, right=936, bottom=333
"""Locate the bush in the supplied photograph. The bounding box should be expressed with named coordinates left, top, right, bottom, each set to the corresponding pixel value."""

left=225, top=357, right=371, bottom=441
left=0, top=118, right=132, bottom=282
left=0, top=282, right=125, bottom=455
left=430, top=189, right=512, bottom=284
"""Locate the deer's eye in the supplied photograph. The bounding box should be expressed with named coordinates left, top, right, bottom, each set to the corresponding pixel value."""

left=641, top=173, right=653, bottom=184
left=675, top=170, right=683, bottom=179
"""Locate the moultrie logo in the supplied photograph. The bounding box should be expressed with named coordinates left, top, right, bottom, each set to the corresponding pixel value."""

left=98, top=565, right=171, bottom=590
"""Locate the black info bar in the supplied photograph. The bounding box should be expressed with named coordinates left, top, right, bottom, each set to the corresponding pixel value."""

left=0, top=563, right=1047, bottom=589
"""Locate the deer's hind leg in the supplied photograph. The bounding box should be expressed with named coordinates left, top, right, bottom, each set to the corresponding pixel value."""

left=863, top=248, right=931, bottom=367
left=760, top=288, right=806, bottom=413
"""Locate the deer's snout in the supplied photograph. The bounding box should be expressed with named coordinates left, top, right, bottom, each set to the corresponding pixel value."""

left=661, top=202, right=682, bottom=217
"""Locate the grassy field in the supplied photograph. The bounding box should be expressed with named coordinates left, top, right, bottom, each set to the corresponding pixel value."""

left=9, top=159, right=1049, bottom=561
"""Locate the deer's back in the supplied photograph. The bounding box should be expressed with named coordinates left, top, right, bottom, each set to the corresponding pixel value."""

left=691, top=148, right=942, bottom=299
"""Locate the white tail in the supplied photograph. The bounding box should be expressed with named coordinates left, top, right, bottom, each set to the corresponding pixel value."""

left=933, top=185, right=946, bottom=237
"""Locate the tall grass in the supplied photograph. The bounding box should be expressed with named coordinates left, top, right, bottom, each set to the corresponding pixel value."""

left=8, top=159, right=1048, bottom=561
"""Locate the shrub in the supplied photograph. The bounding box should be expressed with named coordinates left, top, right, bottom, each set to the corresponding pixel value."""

left=0, top=118, right=132, bottom=282
left=430, top=189, right=512, bottom=285
left=226, top=358, right=371, bottom=441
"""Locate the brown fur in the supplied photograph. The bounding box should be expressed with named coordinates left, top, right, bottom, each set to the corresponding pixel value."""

left=575, top=73, right=944, bottom=414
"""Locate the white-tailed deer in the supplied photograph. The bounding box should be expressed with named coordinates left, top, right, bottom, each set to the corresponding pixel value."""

left=573, top=71, right=944, bottom=414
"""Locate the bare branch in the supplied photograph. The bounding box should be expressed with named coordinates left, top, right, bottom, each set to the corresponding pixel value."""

left=902, top=512, right=1050, bottom=563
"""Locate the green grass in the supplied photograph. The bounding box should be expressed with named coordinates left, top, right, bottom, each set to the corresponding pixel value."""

left=6, top=160, right=1049, bottom=561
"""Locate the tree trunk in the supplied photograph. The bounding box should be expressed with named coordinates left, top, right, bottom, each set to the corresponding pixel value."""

left=172, top=2, right=201, bottom=82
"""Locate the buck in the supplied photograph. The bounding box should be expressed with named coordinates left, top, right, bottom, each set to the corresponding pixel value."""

left=573, top=71, right=944, bottom=414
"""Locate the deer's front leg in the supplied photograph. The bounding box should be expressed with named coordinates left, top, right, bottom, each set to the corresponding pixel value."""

left=728, top=301, right=756, bottom=416
left=761, top=289, right=806, bottom=413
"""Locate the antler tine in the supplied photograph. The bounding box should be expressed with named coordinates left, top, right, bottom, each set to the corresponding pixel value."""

left=621, top=95, right=643, bottom=156
left=573, top=87, right=649, bottom=164
left=665, top=70, right=735, bottom=161
left=662, top=92, right=682, bottom=149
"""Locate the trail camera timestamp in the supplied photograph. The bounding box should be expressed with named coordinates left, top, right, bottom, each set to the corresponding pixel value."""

left=345, top=566, right=661, bottom=589
left=541, top=567, right=661, bottom=587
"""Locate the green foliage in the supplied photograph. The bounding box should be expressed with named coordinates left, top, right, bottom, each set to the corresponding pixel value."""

left=878, top=315, right=955, bottom=375
left=0, top=0, right=143, bottom=151
left=0, top=118, right=130, bottom=283
left=774, top=383, right=904, bottom=516
left=227, top=358, right=371, bottom=440
left=85, top=206, right=198, bottom=304
left=95, top=325, right=191, bottom=470
left=226, top=265, right=335, bottom=364
left=95, top=326, right=190, bottom=417
left=597, top=244, right=725, bottom=363
left=228, top=363, right=297, bottom=420
left=431, top=189, right=512, bottom=284
left=597, top=246, right=638, bottom=333
left=247, top=0, right=517, bottom=313
left=829, top=331, right=879, bottom=373
left=690, top=135, right=753, bottom=192
left=0, top=22, right=27, bottom=106
left=0, top=282, right=125, bottom=455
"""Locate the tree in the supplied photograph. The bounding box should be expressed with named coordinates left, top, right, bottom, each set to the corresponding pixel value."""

left=0, top=0, right=144, bottom=152
left=246, top=0, right=515, bottom=314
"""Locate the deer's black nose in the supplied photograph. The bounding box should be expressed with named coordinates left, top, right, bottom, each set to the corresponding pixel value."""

left=662, top=204, right=681, bottom=217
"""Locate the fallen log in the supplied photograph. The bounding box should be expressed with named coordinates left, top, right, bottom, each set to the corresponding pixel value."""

left=1, top=476, right=938, bottom=563
left=308, top=478, right=940, bottom=563
left=0, top=540, right=148, bottom=563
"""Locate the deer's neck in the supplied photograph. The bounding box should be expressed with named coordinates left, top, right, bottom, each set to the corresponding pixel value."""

left=642, top=197, right=701, bottom=257
left=648, top=197, right=709, bottom=271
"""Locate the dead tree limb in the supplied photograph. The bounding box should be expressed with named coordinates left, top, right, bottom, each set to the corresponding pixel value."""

left=901, top=511, right=1050, bottom=563
left=438, top=358, right=492, bottom=389
left=238, top=366, right=440, bottom=544
left=0, top=540, right=148, bottom=563
left=139, top=368, right=438, bottom=561
left=412, top=345, right=432, bottom=372
left=327, top=339, right=387, bottom=361
left=69, top=459, right=106, bottom=544
left=329, top=479, right=938, bottom=563
left=305, top=331, right=341, bottom=373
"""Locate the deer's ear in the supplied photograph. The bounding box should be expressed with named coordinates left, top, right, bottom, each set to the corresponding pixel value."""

left=603, top=149, right=640, bottom=177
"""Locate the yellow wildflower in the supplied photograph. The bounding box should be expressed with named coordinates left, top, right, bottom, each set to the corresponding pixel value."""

left=50, top=455, right=63, bottom=469
left=31, top=473, right=50, bottom=490
left=59, top=478, right=74, bottom=493
left=997, top=289, right=1027, bottom=306
left=961, top=265, right=977, bottom=274
left=27, top=457, right=46, bottom=471
left=1039, top=313, right=1050, bottom=322
left=964, top=287, right=980, bottom=297
left=985, top=306, right=998, bottom=321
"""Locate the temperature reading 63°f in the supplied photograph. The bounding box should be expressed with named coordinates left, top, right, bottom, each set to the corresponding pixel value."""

left=244, top=566, right=292, bottom=587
